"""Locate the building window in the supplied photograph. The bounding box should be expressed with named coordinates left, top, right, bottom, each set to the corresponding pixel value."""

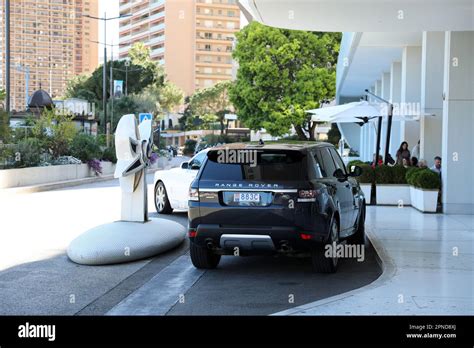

left=226, top=22, right=235, bottom=29
left=205, top=44, right=211, bottom=51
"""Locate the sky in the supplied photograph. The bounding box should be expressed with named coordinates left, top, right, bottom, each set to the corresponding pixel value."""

left=98, top=0, right=120, bottom=61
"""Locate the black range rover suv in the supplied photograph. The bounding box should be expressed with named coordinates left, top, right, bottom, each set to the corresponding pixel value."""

left=188, top=143, right=366, bottom=273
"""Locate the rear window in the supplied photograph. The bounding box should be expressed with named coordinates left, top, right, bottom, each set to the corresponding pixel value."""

left=201, top=150, right=307, bottom=181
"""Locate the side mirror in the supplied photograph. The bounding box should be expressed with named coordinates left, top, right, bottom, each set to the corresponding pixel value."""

left=181, top=162, right=189, bottom=169
left=333, top=168, right=347, bottom=180
left=348, top=165, right=362, bottom=177
left=191, top=164, right=201, bottom=170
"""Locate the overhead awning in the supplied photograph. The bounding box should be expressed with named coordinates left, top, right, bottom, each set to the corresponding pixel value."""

left=238, top=0, right=474, bottom=32
left=308, top=101, right=432, bottom=123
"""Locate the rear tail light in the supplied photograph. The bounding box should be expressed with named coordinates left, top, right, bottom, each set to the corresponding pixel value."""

left=188, top=228, right=197, bottom=238
left=300, top=233, right=313, bottom=240
left=298, top=189, right=318, bottom=202
left=189, top=188, right=199, bottom=201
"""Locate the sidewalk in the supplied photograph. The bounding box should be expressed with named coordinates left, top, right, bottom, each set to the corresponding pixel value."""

left=0, top=156, right=189, bottom=194
left=275, top=206, right=473, bottom=315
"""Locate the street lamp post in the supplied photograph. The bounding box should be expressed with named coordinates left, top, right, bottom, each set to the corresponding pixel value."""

left=83, top=12, right=131, bottom=139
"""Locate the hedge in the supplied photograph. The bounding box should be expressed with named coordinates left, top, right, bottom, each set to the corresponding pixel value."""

left=406, top=168, right=440, bottom=190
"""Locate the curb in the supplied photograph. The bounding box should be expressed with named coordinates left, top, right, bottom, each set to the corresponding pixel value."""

left=271, top=224, right=397, bottom=316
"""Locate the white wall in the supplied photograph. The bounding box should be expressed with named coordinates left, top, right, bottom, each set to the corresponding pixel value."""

left=441, top=31, right=474, bottom=214
left=0, top=162, right=115, bottom=189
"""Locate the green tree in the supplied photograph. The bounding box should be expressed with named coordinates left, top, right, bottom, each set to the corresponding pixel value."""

left=32, top=109, right=78, bottom=158
left=230, top=22, right=341, bottom=140
left=0, top=110, right=10, bottom=143
left=0, top=88, right=5, bottom=109
left=157, top=82, right=184, bottom=115
left=63, top=43, right=165, bottom=107
left=190, top=81, right=233, bottom=134
left=326, top=123, right=341, bottom=145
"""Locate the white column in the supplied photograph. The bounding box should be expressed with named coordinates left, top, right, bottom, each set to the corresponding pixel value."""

left=401, top=46, right=422, bottom=152
left=389, top=61, right=402, bottom=156
left=442, top=31, right=474, bottom=214
left=380, top=72, right=391, bottom=156
left=421, top=31, right=444, bottom=166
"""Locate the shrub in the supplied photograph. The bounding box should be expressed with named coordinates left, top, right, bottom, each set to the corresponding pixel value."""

left=409, top=168, right=441, bottom=189
left=374, top=165, right=408, bottom=184
left=70, top=133, right=101, bottom=163
left=391, top=165, right=408, bottom=184
left=13, top=138, right=43, bottom=168
left=405, top=167, right=424, bottom=186
left=32, top=109, right=77, bottom=158
left=347, top=160, right=365, bottom=169
left=101, top=146, right=117, bottom=163
left=184, top=139, right=197, bottom=156
left=357, top=164, right=374, bottom=184
left=87, top=159, right=102, bottom=175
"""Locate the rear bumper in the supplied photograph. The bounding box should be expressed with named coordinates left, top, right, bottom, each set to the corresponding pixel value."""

left=191, top=224, right=328, bottom=254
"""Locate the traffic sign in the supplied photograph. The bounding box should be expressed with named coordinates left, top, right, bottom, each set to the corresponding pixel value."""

left=139, top=113, right=153, bottom=123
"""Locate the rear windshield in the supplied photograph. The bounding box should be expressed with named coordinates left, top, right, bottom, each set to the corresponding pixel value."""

left=201, top=149, right=307, bottom=181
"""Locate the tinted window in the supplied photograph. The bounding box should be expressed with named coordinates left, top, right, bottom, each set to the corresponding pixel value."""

left=201, top=150, right=306, bottom=181
left=316, top=148, right=337, bottom=178
left=329, top=148, right=347, bottom=174
left=311, top=151, right=325, bottom=178
left=189, top=151, right=207, bottom=169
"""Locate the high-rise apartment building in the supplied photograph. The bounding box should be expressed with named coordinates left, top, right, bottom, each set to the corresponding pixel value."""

left=0, top=0, right=99, bottom=111
left=119, top=0, right=240, bottom=96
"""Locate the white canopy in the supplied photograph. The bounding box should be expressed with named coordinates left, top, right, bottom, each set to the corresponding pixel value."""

left=308, top=101, right=429, bottom=123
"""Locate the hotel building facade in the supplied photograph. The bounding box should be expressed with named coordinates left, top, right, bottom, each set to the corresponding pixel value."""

left=0, top=0, right=99, bottom=111
left=119, top=0, right=240, bottom=96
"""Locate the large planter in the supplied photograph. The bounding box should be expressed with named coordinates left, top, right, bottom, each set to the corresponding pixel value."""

left=0, top=161, right=115, bottom=189
left=410, top=186, right=439, bottom=213
left=376, top=184, right=411, bottom=206
left=359, top=183, right=372, bottom=204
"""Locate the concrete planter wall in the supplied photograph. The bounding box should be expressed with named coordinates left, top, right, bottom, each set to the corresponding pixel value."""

left=376, top=184, right=411, bottom=206
left=0, top=161, right=115, bottom=189
left=359, top=183, right=371, bottom=204
left=410, top=186, right=439, bottom=213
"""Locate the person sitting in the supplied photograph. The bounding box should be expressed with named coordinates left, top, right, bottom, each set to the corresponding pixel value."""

left=418, top=159, right=428, bottom=169
left=431, top=156, right=442, bottom=175
left=396, top=141, right=411, bottom=166
left=411, top=156, right=418, bottom=167
left=402, top=158, right=410, bottom=168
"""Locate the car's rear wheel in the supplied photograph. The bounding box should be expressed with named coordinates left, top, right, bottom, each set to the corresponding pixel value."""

left=154, top=181, right=173, bottom=214
left=311, top=217, right=339, bottom=273
left=348, top=202, right=366, bottom=245
left=190, top=242, right=221, bottom=269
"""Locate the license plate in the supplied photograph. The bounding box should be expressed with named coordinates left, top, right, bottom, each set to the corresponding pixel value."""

left=233, top=192, right=261, bottom=203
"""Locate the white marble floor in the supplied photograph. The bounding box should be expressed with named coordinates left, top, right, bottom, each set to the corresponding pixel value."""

left=275, top=206, right=474, bottom=315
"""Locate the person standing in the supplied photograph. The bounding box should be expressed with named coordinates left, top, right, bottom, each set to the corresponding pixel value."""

left=411, top=140, right=420, bottom=160
left=396, top=141, right=411, bottom=166
left=431, top=156, right=442, bottom=175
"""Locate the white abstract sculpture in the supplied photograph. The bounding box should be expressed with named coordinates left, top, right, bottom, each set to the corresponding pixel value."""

left=114, top=114, right=152, bottom=222
left=67, top=114, right=185, bottom=265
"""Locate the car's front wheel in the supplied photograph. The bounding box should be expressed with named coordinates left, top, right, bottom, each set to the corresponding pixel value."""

left=154, top=181, right=173, bottom=214
left=311, top=217, right=339, bottom=273
left=190, top=243, right=221, bottom=269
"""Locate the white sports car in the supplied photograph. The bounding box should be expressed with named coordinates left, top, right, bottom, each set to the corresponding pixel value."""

left=153, top=149, right=209, bottom=214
